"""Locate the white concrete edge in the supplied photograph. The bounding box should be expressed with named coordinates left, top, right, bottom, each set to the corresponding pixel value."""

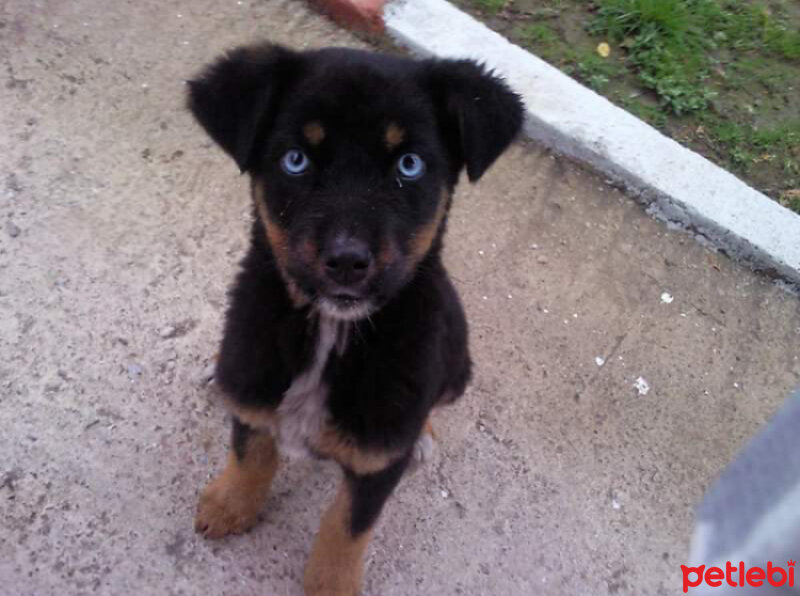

left=384, top=0, right=800, bottom=290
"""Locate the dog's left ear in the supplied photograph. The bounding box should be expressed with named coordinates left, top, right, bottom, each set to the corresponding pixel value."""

left=422, top=60, right=524, bottom=182
left=187, top=43, right=302, bottom=172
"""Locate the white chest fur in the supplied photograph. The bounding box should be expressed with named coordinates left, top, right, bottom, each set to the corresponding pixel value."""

left=274, top=316, right=347, bottom=458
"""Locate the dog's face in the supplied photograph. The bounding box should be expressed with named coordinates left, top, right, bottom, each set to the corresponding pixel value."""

left=189, top=45, right=522, bottom=320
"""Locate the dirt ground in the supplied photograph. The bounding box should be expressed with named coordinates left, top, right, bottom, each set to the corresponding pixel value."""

left=1, top=1, right=799, bottom=595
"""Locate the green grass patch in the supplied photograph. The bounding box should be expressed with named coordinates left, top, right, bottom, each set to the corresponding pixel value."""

left=704, top=117, right=800, bottom=175
left=587, top=0, right=720, bottom=114
left=452, top=0, right=800, bottom=213
left=520, top=24, right=559, bottom=46
left=470, top=0, right=506, bottom=14
left=622, top=97, right=668, bottom=128
left=587, top=0, right=800, bottom=114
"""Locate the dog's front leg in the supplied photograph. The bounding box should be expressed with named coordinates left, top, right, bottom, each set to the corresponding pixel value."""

left=304, top=455, right=410, bottom=596
left=195, top=418, right=279, bottom=539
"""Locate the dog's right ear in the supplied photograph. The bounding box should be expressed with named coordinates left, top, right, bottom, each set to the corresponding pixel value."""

left=187, top=43, right=302, bottom=172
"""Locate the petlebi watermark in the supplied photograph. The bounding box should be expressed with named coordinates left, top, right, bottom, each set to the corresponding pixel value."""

left=681, top=560, right=795, bottom=593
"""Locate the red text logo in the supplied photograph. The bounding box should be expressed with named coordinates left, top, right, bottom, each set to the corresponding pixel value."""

left=681, top=561, right=795, bottom=592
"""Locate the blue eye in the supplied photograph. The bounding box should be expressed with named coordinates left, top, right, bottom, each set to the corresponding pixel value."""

left=396, top=153, right=425, bottom=180
left=281, top=149, right=310, bottom=176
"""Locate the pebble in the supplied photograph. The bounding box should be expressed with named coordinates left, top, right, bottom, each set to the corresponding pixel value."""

left=633, top=377, right=650, bottom=396
left=127, top=363, right=144, bottom=379
left=159, top=325, right=177, bottom=339
left=6, top=221, right=20, bottom=238
left=537, top=255, right=548, bottom=265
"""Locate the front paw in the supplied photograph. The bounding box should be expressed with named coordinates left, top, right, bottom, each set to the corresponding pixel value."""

left=194, top=475, right=261, bottom=539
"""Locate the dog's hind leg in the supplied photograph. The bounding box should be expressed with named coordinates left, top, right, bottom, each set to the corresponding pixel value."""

left=304, top=455, right=410, bottom=596
left=195, top=418, right=279, bottom=539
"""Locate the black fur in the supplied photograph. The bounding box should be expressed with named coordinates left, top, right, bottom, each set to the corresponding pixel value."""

left=346, top=453, right=411, bottom=536
left=189, top=43, right=522, bottom=546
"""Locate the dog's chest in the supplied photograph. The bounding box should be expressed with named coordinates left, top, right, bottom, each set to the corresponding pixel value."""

left=274, top=316, right=348, bottom=457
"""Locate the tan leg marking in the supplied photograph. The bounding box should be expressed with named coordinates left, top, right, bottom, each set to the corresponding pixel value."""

left=313, top=425, right=397, bottom=476
left=195, top=431, right=279, bottom=539
left=304, top=481, right=371, bottom=596
left=224, top=401, right=278, bottom=432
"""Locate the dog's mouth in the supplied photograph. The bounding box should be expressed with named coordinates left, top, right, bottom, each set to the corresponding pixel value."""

left=317, top=292, right=375, bottom=321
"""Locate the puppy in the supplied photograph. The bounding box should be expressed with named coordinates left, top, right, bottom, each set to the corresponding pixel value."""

left=188, top=43, right=523, bottom=595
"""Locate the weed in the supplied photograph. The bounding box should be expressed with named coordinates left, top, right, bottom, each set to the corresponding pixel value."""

left=455, top=0, right=800, bottom=211
left=622, top=97, right=668, bottom=127
left=521, top=24, right=559, bottom=46
left=574, top=52, right=622, bottom=90
left=588, top=0, right=723, bottom=114
left=781, top=192, right=800, bottom=214
left=471, top=0, right=506, bottom=14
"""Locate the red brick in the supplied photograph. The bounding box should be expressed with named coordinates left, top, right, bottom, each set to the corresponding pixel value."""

left=311, top=0, right=385, bottom=34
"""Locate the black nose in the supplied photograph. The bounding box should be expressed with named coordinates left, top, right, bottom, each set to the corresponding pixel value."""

left=323, top=236, right=372, bottom=286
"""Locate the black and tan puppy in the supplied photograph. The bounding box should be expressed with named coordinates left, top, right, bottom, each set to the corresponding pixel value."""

left=188, top=43, right=523, bottom=595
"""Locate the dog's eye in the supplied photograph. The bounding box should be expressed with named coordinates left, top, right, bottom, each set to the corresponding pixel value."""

left=280, top=150, right=310, bottom=176
left=396, top=153, right=425, bottom=180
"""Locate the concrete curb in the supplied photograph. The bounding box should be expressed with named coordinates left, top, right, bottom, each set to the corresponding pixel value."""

left=311, top=0, right=800, bottom=289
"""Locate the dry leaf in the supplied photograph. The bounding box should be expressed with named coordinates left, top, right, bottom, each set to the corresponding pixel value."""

left=597, top=42, right=611, bottom=58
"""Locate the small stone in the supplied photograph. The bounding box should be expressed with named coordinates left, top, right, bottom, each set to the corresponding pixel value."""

left=633, top=377, right=650, bottom=396
left=5, top=221, right=20, bottom=238
left=595, top=356, right=605, bottom=367
left=127, top=363, right=144, bottom=379
left=159, top=325, right=177, bottom=339
left=537, top=255, right=548, bottom=265
left=660, top=292, right=674, bottom=304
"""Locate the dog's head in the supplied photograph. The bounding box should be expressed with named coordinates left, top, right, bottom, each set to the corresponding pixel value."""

left=188, top=44, right=523, bottom=320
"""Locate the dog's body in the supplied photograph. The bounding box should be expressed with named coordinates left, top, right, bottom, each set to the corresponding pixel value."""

left=188, top=44, right=522, bottom=595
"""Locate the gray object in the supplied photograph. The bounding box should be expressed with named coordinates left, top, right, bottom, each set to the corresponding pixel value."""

left=689, top=390, right=800, bottom=593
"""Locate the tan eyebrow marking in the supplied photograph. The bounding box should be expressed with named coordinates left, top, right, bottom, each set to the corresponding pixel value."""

left=303, top=121, right=325, bottom=146
left=384, top=123, right=405, bottom=149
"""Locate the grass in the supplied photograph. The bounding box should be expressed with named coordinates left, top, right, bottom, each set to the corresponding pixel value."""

left=459, top=0, right=800, bottom=213
left=586, top=0, right=800, bottom=114
left=472, top=0, right=507, bottom=14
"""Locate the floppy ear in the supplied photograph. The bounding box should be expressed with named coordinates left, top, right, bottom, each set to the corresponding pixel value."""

left=423, top=60, right=524, bottom=182
left=187, top=43, right=302, bottom=172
